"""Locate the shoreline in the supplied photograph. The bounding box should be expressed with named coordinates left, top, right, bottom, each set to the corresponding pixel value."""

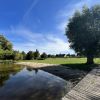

left=16, top=62, right=59, bottom=68
left=0, top=60, right=15, bottom=63
left=16, top=62, right=88, bottom=87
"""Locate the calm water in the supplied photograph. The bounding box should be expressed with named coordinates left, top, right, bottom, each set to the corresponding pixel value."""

left=0, top=64, right=72, bottom=100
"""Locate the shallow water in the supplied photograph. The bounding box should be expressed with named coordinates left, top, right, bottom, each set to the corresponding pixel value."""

left=0, top=64, right=72, bottom=100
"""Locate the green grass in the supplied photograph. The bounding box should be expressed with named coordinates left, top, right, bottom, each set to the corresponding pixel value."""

left=20, top=58, right=86, bottom=64
left=19, top=58, right=100, bottom=64
left=0, top=60, right=14, bottom=63
left=19, top=58, right=100, bottom=71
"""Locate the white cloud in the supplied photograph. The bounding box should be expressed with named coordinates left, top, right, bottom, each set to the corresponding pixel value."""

left=5, top=26, right=74, bottom=54
left=13, top=36, right=72, bottom=54
left=23, top=0, right=39, bottom=21
left=13, top=32, right=72, bottom=54
left=40, top=37, right=70, bottom=54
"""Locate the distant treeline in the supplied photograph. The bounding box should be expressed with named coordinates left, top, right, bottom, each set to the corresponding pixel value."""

left=0, top=35, right=99, bottom=61
left=0, top=35, right=48, bottom=60
left=0, top=49, right=48, bottom=61
left=0, top=49, right=78, bottom=60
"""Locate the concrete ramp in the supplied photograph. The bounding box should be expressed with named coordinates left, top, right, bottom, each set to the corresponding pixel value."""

left=62, top=67, right=100, bottom=100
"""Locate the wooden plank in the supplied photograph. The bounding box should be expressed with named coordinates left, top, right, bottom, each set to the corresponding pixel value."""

left=62, top=67, right=100, bottom=100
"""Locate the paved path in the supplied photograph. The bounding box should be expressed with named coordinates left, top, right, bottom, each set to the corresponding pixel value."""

left=62, top=67, right=100, bottom=100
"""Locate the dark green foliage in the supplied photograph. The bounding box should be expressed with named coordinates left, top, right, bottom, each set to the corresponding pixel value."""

left=12, top=51, right=23, bottom=60
left=0, top=35, right=25, bottom=60
left=48, top=54, right=52, bottom=58
left=48, top=54, right=56, bottom=58
left=26, top=51, right=34, bottom=60
left=3, top=50, right=14, bottom=60
left=66, top=5, right=100, bottom=64
left=41, top=52, right=47, bottom=59
left=0, top=35, right=12, bottom=51
left=56, top=54, right=66, bottom=58
left=0, top=35, right=13, bottom=60
left=34, top=49, right=40, bottom=59
left=0, top=50, right=13, bottom=60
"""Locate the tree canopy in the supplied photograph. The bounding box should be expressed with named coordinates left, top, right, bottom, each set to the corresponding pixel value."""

left=34, top=49, right=40, bottom=59
left=26, top=51, right=34, bottom=60
left=0, top=35, right=13, bottom=51
left=66, top=5, right=100, bottom=64
left=41, top=52, right=47, bottom=59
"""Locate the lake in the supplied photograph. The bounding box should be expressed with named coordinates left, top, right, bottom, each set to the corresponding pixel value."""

left=0, top=64, right=72, bottom=100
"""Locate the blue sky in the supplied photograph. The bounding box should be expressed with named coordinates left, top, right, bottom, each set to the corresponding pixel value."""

left=0, top=0, right=100, bottom=54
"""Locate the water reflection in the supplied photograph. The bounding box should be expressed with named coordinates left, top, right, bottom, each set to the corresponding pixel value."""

left=0, top=64, right=71, bottom=100
left=0, top=64, right=22, bottom=87
left=27, top=68, right=38, bottom=74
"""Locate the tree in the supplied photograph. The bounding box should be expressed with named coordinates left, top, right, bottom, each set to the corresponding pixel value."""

left=34, top=49, right=40, bottom=59
left=0, top=49, right=4, bottom=59
left=26, top=51, right=34, bottom=60
left=41, top=52, right=47, bottom=59
left=66, top=5, right=100, bottom=64
left=0, top=35, right=12, bottom=50
left=0, top=35, right=13, bottom=60
left=12, top=51, right=23, bottom=60
left=21, top=51, right=26, bottom=60
left=48, top=54, right=52, bottom=58
left=3, top=50, right=13, bottom=60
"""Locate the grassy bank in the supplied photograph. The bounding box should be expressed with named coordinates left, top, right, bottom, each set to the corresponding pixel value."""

left=0, top=60, right=14, bottom=64
left=19, top=58, right=86, bottom=64
left=18, top=58, right=100, bottom=64
left=17, top=58, right=100, bottom=83
left=18, top=58, right=100, bottom=71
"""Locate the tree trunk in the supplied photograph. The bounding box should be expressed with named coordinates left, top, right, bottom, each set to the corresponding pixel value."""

left=86, top=55, right=94, bottom=64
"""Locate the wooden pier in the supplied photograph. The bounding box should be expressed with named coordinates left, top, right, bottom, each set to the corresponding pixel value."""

left=62, top=66, right=100, bottom=100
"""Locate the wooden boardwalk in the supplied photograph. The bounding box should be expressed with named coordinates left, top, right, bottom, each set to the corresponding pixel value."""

left=62, top=67, right=100, bottom=100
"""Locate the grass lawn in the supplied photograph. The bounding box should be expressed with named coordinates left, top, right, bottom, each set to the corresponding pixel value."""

left=19, top=58, right=100, bottom=71
left=19, top=58, right=100, bottom=64
left=18, top=58, right=86, bottom=64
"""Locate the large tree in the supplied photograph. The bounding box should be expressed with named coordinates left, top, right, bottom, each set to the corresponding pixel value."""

left=0, top=35, right=14, bottom=60
left=66, top=5, right=100, bottom=64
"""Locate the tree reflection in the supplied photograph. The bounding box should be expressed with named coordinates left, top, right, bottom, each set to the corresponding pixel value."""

left=27, top=67, right=39, bottom=74
left=34, top=69, right=38, bottom=74
left=0, top=64, right=22, bottom=87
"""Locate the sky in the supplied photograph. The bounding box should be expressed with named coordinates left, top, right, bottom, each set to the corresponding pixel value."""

left=0, top=0, right=100, bottom=54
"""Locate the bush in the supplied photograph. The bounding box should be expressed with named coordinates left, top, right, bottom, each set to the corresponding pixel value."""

left=0, top=50, right=13, bottom=60
left=12, top=51, right=23, bottom=60
left=26, top=51, right=34, bottom=60
left=40, top=52, right=47, bottom=59
left=34, top=49, right=40, bottom=59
